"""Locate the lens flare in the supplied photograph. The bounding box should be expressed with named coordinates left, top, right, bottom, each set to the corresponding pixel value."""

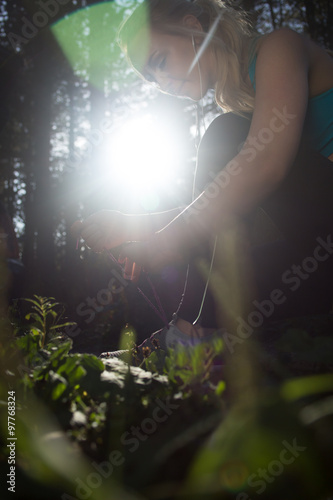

left=104, top=114, right=180, bottom=207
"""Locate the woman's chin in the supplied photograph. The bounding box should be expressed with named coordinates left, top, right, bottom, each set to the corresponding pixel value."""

left=173, top=81, right=200, bottom=100
left=178, top=88, right=204, bottom=101
left=169, top=81, right=206, bottom=101
left=185, top=85, right=208, bottom=101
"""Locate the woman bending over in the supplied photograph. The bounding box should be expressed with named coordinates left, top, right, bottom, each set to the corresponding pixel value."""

left=73, top=0, right=333, bottom=352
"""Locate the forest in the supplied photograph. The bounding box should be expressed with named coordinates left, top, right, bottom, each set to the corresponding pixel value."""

left=0, top=0, right=333, bottom=499
left=0, top=0, right=332, bottom=340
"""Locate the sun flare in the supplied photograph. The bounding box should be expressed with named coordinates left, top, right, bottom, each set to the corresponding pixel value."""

left=105, top=114, right=183, bottom=210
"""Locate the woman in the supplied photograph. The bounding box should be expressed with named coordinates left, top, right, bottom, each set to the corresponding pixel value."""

left=72, top=0, right=333, bottom=354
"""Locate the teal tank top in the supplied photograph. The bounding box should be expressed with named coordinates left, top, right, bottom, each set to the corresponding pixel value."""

left=248, top=56, right=333, bottom=157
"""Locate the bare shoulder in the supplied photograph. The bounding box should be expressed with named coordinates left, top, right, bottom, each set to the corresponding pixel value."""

left=259, top=27, right=307, bottom=44
left=256, top=28, right=309, bottom=63
left=252, top=28, right=309, bottom=104
left=246, top=27, right=310, bottom=175
left=257, top=28, right=333, bottom=97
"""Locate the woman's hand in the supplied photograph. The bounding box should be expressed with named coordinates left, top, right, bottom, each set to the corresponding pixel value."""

left=120, top=233, right=185, bottom=273
left=71, top=210, right=129, bottom=252
left=72, top=209, right=192, bottom=272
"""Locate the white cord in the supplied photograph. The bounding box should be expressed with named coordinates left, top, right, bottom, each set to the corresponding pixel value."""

left=191, top=35, right=206, bottom=134
left=188, top=11, right=222, bottom=76
left=193, top=235, right=218, bottom=325
left=190, top=35, right=217, bottom=326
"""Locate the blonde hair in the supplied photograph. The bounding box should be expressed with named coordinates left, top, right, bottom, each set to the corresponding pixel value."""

left=118, top=0, right=259, bottom=115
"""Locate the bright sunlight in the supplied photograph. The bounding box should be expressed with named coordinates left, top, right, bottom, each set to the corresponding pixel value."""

left=104, top=114, right=185, bottom=211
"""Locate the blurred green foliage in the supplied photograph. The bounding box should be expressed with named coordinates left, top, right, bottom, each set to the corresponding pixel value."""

left=1, top=298, right=333, bottom=499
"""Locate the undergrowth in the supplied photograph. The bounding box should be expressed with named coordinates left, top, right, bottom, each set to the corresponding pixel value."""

left=1, top=296, right=333, bottom=500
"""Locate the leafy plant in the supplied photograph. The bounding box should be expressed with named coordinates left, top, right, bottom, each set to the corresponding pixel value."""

left=163, top=337, right=224, bottom=392
left=21, top=295, right=76, bottom=349
left=3, top=297, right=333, bottom=500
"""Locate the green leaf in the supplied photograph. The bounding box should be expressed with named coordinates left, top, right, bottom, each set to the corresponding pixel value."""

left=57, top=356, right=79, bottom=377
left=144, top=350, right=160, bottom=372
left=24, top=297, right=41, bottom=306
left=16, top=333, right=40, bottom=357
left=68, top=365, right=87, bottom=385
left=49, top=322, right=76, bottom=331
left=216, top=380, right=226, bottom=396
left=212, top=337, right=224, bottom=354
left=281, top=374, right=333, bottom=401
left=80, top=354, right=105, bottom=373
left=47, top=370, right=69, bottom=400
left=51, top=382, right=67, bottom=400
left=30, top=327, right=43, bottom=337
left=47, top=341, right=73, bottom=367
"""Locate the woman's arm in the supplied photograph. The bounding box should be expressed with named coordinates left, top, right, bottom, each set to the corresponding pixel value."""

left=124, top=29, right=311, bottom=267
left=124, top=207, right=185, bottom=240
left=72, top=207, right=183, bottom=252
left=172, top=30, right=308, bottom=227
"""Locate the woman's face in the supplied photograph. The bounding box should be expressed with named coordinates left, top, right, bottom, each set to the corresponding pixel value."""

left=129, top=22, right=216, bottom=100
